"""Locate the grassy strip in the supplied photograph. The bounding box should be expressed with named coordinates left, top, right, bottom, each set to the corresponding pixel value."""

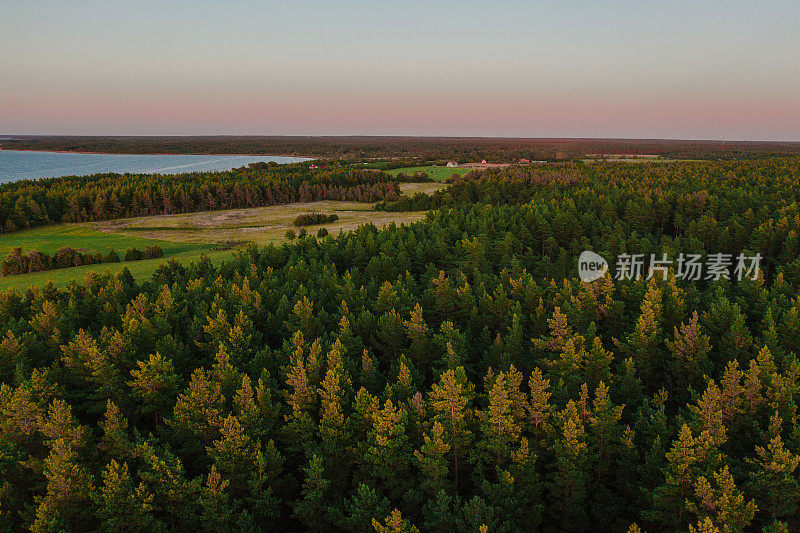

left=385, top=165, right=473, bottom=182
left=0, top=248, right=232, bottom=291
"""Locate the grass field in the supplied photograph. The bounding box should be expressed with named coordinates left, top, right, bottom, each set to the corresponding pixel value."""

left=0, top=224, right=208, bottom=258
left=95, top=200, right=431, bottom=246
left=0, top=225, right=216, bottom=291
left=386, top=165, right=473, bottom=182
left=397, top=182, right=448, bottom=196
left=0, top=248, right=233, bottom=292
left=0, top=181, right=444, bottom=290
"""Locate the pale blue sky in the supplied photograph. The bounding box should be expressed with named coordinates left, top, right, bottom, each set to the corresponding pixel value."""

left=1, top=0, right=798, bottom=139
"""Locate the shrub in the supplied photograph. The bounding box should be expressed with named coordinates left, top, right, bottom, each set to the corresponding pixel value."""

left=293, top=213, right=339, bottom=226
left=25, top=250, right=50, bottom=273
left=52, top=246, right=83, bottom=269
left=1, top=245, right=135, bottom=276
left=317, top=227, right=329, bottom=238
left=103, top=250, right=120, bottom=263
left=124, top=248, right=143, bottom=261
left=144, top=245, right=164, bottom=259
left=85, top=252, right=103, bottom=265
left=1, top=247, right=27, bottom=276
left=298, top=228, right=308, bottom=239
left=285, top=229, right=296, bottom=240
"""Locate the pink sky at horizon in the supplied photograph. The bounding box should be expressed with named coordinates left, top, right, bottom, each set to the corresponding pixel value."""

left=2, top=1, right=799, bottom=141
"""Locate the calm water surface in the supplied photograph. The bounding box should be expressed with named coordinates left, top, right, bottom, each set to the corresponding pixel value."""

left=0, top=150, right=310, bottom=183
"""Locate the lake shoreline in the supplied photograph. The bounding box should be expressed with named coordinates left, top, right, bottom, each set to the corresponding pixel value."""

left=0, top=147, right=314, bottom=159
left=0, top=150, right=313, bottom=183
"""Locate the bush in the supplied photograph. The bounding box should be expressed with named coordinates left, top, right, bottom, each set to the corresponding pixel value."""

left=1, top=247, right=27, bottom=276
left=1, top=245, right=126, bottom=276
left=103, top=250, right=120, bottom=263
left=298, top=228, right=308, bottom=239
left=144, top=245, right=164, bottom=260
left=52, top=246, right=83, bottom=269
left=124, top=248, right=143, bottom=261
left=25, top=250, right=50, bottom=273
left=317, top=227, right=329, bottom=238
left=85, top=252, right=102, bottom=265
left=293, top=213, right=339, bottom=226
left=285, top=229, right=296, bottom=240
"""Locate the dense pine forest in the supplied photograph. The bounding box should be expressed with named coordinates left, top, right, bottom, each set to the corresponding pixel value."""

left=3, top=159, right=800, bottom=531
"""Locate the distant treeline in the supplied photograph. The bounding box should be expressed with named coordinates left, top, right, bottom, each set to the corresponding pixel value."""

left=293, top=213, right=339, bottom=227
left=0, top=164, right=400, bottom=233
left=5, top=135, right=800, bottom=161
left=0, top=245, right=163, bottom=276
left=376, top=163, right=580, bottom=212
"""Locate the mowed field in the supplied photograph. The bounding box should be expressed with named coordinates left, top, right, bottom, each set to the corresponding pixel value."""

left=95, top=200, right=431, bottom=246
left=0, top=182, right=446, bottom=290
left=385, top=165, right=473, bottom=182
left=0, top=225, right=221, bottom=291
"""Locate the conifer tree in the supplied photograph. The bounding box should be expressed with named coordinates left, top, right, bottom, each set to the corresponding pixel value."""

left=245, top=441, right=284, bottom=526
left=98, top=400, right=130, bottom=458
left=649, top=424, right=722, bottom=528
left=589, top=381, right=624, bottom=488
left=93, top=460, right=156, bottom=532
left=686, top=465, right=756, bottom=533
left=372, top=509, right=420, bottom=533
left=429, top=367, right=474, bottom=488
left=285, top=337, right=316, bottom=416
left=367, top=398, right=412, bottom=499
left=549, top=400, right=589, bottom=531
left=136, top=442, right=201, bottom=529
left=128, top=352, right=179, bottom=426
left=293, top=454, right=330, bottom=532
left=747, top=428, right=800, bottom=521
left=667, top=310, right=712, bottom=396
left=526, top=367, right=552, bottom=450
left=207, top=414, right=258, bottom=499
left=32, top=439, right=95, bottom=532
left=199, top=465, right=232, bottom=532
left=171, top=368, right=225, bottom=445
left=334, top=483, right=391, bottom=533
left=404, top=303, right=430, bottom=375
left=478, top=367, right=525, bottom=468
left=414, top=421, right=451, bottom=496
left=614, top=281, right=664, bottom=391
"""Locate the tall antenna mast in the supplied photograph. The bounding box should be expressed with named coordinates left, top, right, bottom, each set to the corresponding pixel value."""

left=722, top=120, right=726, bottom=153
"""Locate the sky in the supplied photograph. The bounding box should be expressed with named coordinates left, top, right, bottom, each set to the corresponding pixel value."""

left=1, top=0, right=799, bottom=140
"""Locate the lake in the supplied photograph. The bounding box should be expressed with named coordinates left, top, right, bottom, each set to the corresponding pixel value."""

left=0, top=150, right=310, bottom=183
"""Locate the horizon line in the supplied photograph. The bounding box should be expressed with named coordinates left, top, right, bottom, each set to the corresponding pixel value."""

left=3, top=134, right=800, bottom=144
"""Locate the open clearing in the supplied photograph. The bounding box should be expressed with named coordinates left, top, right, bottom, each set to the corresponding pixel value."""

left=0, top=182, right=442, bottom=290
left=385, top=165, right=473, bottom=182
left=0, top=248, right=234, bottom=292
left=0, top=224, right=208, bottom=258
left=0, top=226, right=218, bottom=291
left=94, top=200, right=430, bottom=245
left=396, top=181, right=448, bottom=195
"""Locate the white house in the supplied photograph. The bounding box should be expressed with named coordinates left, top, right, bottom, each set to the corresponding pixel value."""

left=446, top=161, right=458, bottom=167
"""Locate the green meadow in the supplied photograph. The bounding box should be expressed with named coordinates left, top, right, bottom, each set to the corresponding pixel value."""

left=0, top=224, right=219, bottom=291
left=0, top=181, right=445, bottom=292
left=385, top=165, right=472, bottom=182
